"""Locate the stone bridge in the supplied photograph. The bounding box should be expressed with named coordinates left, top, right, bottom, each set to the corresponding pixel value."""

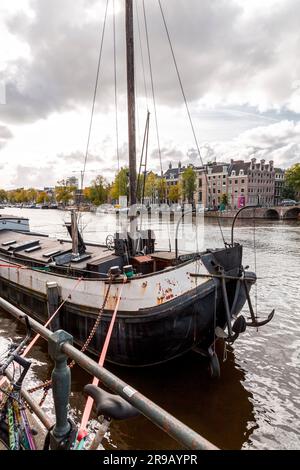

left=206, top=205, right=300, bottom=220
left=262, top=205, right=300, bottom=220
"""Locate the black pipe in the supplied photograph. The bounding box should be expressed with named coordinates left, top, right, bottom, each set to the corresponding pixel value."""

left=231, top=201, right=260, bottom=246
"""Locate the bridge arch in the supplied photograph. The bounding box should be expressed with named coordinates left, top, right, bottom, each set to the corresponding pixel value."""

left=283, top=207, right=300, bottom=219
left=264, top=209, right=280, bottom=220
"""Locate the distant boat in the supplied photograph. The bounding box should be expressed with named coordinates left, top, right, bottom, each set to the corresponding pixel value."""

left=0, top=213, right=29, bottom=232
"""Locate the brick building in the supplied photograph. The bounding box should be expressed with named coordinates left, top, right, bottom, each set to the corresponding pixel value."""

left=227, top=161, right=250, bottom=209
left=247, top=158, right=275, bottom=205
left=196, top=163, right=229, bottom=208
left=274, top=168, right=285, bottom=205
left=165, top=158, right=277, bottom=208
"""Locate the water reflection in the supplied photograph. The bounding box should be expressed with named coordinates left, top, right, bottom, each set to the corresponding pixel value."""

left=0, top=308, right=255, bottom=450
left=71, top=342, right=255, bottom=450
left=0, top=208, right=299, bottom=449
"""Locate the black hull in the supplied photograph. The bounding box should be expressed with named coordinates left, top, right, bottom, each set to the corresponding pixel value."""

left=0, top=246, right=255, bottom=367
left=62, top=275, right=254, bottom=367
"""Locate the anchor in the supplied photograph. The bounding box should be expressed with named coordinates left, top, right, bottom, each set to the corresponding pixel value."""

left=215, top=268, right=274, bottom=343
left=215, top=275, right=247, bottom=343
left=242, top=276, right=275, bottom=327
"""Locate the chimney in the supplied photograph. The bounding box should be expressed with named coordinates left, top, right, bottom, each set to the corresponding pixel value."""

left=269, top=160, right=274, bottom=170
left=178, top=161, right=182, bottom=169
left=169, top=162, right=172, bottom=170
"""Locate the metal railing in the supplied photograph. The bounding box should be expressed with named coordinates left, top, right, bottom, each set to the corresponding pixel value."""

left=0, top=296, right=218, bottom=450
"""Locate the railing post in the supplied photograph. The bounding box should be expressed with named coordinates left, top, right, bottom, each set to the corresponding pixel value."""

left=46, top=281, right=60, bottom=331
left=48, top=329, right=73, bottom=450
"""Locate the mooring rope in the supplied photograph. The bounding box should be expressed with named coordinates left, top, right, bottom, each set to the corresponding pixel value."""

left=79, top=277, right=126, bottom=434
left=26, top=277, right=113, bottom=400
left=0, top=277, right=84, bottom=391
left=22, top=277, right=83, bottom=358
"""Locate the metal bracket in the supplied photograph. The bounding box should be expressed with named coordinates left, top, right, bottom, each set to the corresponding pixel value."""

left=48, top=330, right=73, bottom=450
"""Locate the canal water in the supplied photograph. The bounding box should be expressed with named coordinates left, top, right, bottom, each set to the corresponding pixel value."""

left=0, top=208, right=299, bottom=450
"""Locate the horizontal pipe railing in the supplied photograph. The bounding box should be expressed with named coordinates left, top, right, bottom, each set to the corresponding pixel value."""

left=0, top=296, right=218, bottom=450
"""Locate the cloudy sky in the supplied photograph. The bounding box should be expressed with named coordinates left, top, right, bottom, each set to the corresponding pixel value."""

left=0, top=0, right=299, bottom=189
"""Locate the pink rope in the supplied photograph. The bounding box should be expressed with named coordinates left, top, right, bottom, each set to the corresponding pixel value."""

left=22, top=277, right=83, bottom=357
left=0, top=277, right=83, bottom=389
left=79, top=280, right=125, bottom=432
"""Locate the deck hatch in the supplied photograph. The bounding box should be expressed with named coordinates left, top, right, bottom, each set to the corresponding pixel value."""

left=43, top=250, right=62, bottom=258
left=1, top=240, right=17, bottom=246
left=25, top=245, right=42, bottom=253
left=8, top=240, right=40, bottom=252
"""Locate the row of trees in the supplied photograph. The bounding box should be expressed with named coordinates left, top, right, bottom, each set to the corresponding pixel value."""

left=0, top=188, right=51, bottom=204
left=107, top=167, right=197, bottom=204
left=282, top=163, right=300, bottom=199
left=0, top=167, right=199, bottom=206
left=2, top=164, right=298, bottom=207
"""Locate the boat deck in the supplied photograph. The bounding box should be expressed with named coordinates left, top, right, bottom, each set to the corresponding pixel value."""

left=0, top=214, right=29, bottom=221
left=0, top=230, right=113, bottom=270
left=0, top=229, right=194, bottom=276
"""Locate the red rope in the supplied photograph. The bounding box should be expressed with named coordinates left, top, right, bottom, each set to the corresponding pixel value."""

left=79, top=279, right=126, bottom=433
left=22, top=277, right=83, bottom=357
left=0, top=277, right=83, bottom=389
left=0, top=264, right=25, bottom=269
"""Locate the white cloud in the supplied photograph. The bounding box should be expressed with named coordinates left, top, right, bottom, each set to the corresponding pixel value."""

left=0, top=0, right=299, bottom=188
left=196, top=120, right=300, bottom=168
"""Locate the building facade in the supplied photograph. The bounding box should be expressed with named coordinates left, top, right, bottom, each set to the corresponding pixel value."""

left=274, top=168, right=285, bottom=205
left=202, top=164, right=229, bottom=208
left=228, top=160, right=250, bottom=209
left=247, top=158, right=275, bottom=206
left=165, top=158, right=278, bottom=208
left=164, top=162, right=181, bottom=189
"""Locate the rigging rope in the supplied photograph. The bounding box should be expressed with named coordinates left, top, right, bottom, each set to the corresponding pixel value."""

left=135, top=0, right=149, bottom=108
left=81, top=0, right=110, bottom=191
left=157, top=0, right=203, bottom=169
left=157, top=0, right=220, bottom=224
left=142, top=0, right=163, bottom=179
left=253, top=205, right=258, bottom=326
left=113, top=0, right=120, bottom=190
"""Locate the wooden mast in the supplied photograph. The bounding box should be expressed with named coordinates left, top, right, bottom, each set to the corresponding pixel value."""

left=125, top=0, right=137, bottom=206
